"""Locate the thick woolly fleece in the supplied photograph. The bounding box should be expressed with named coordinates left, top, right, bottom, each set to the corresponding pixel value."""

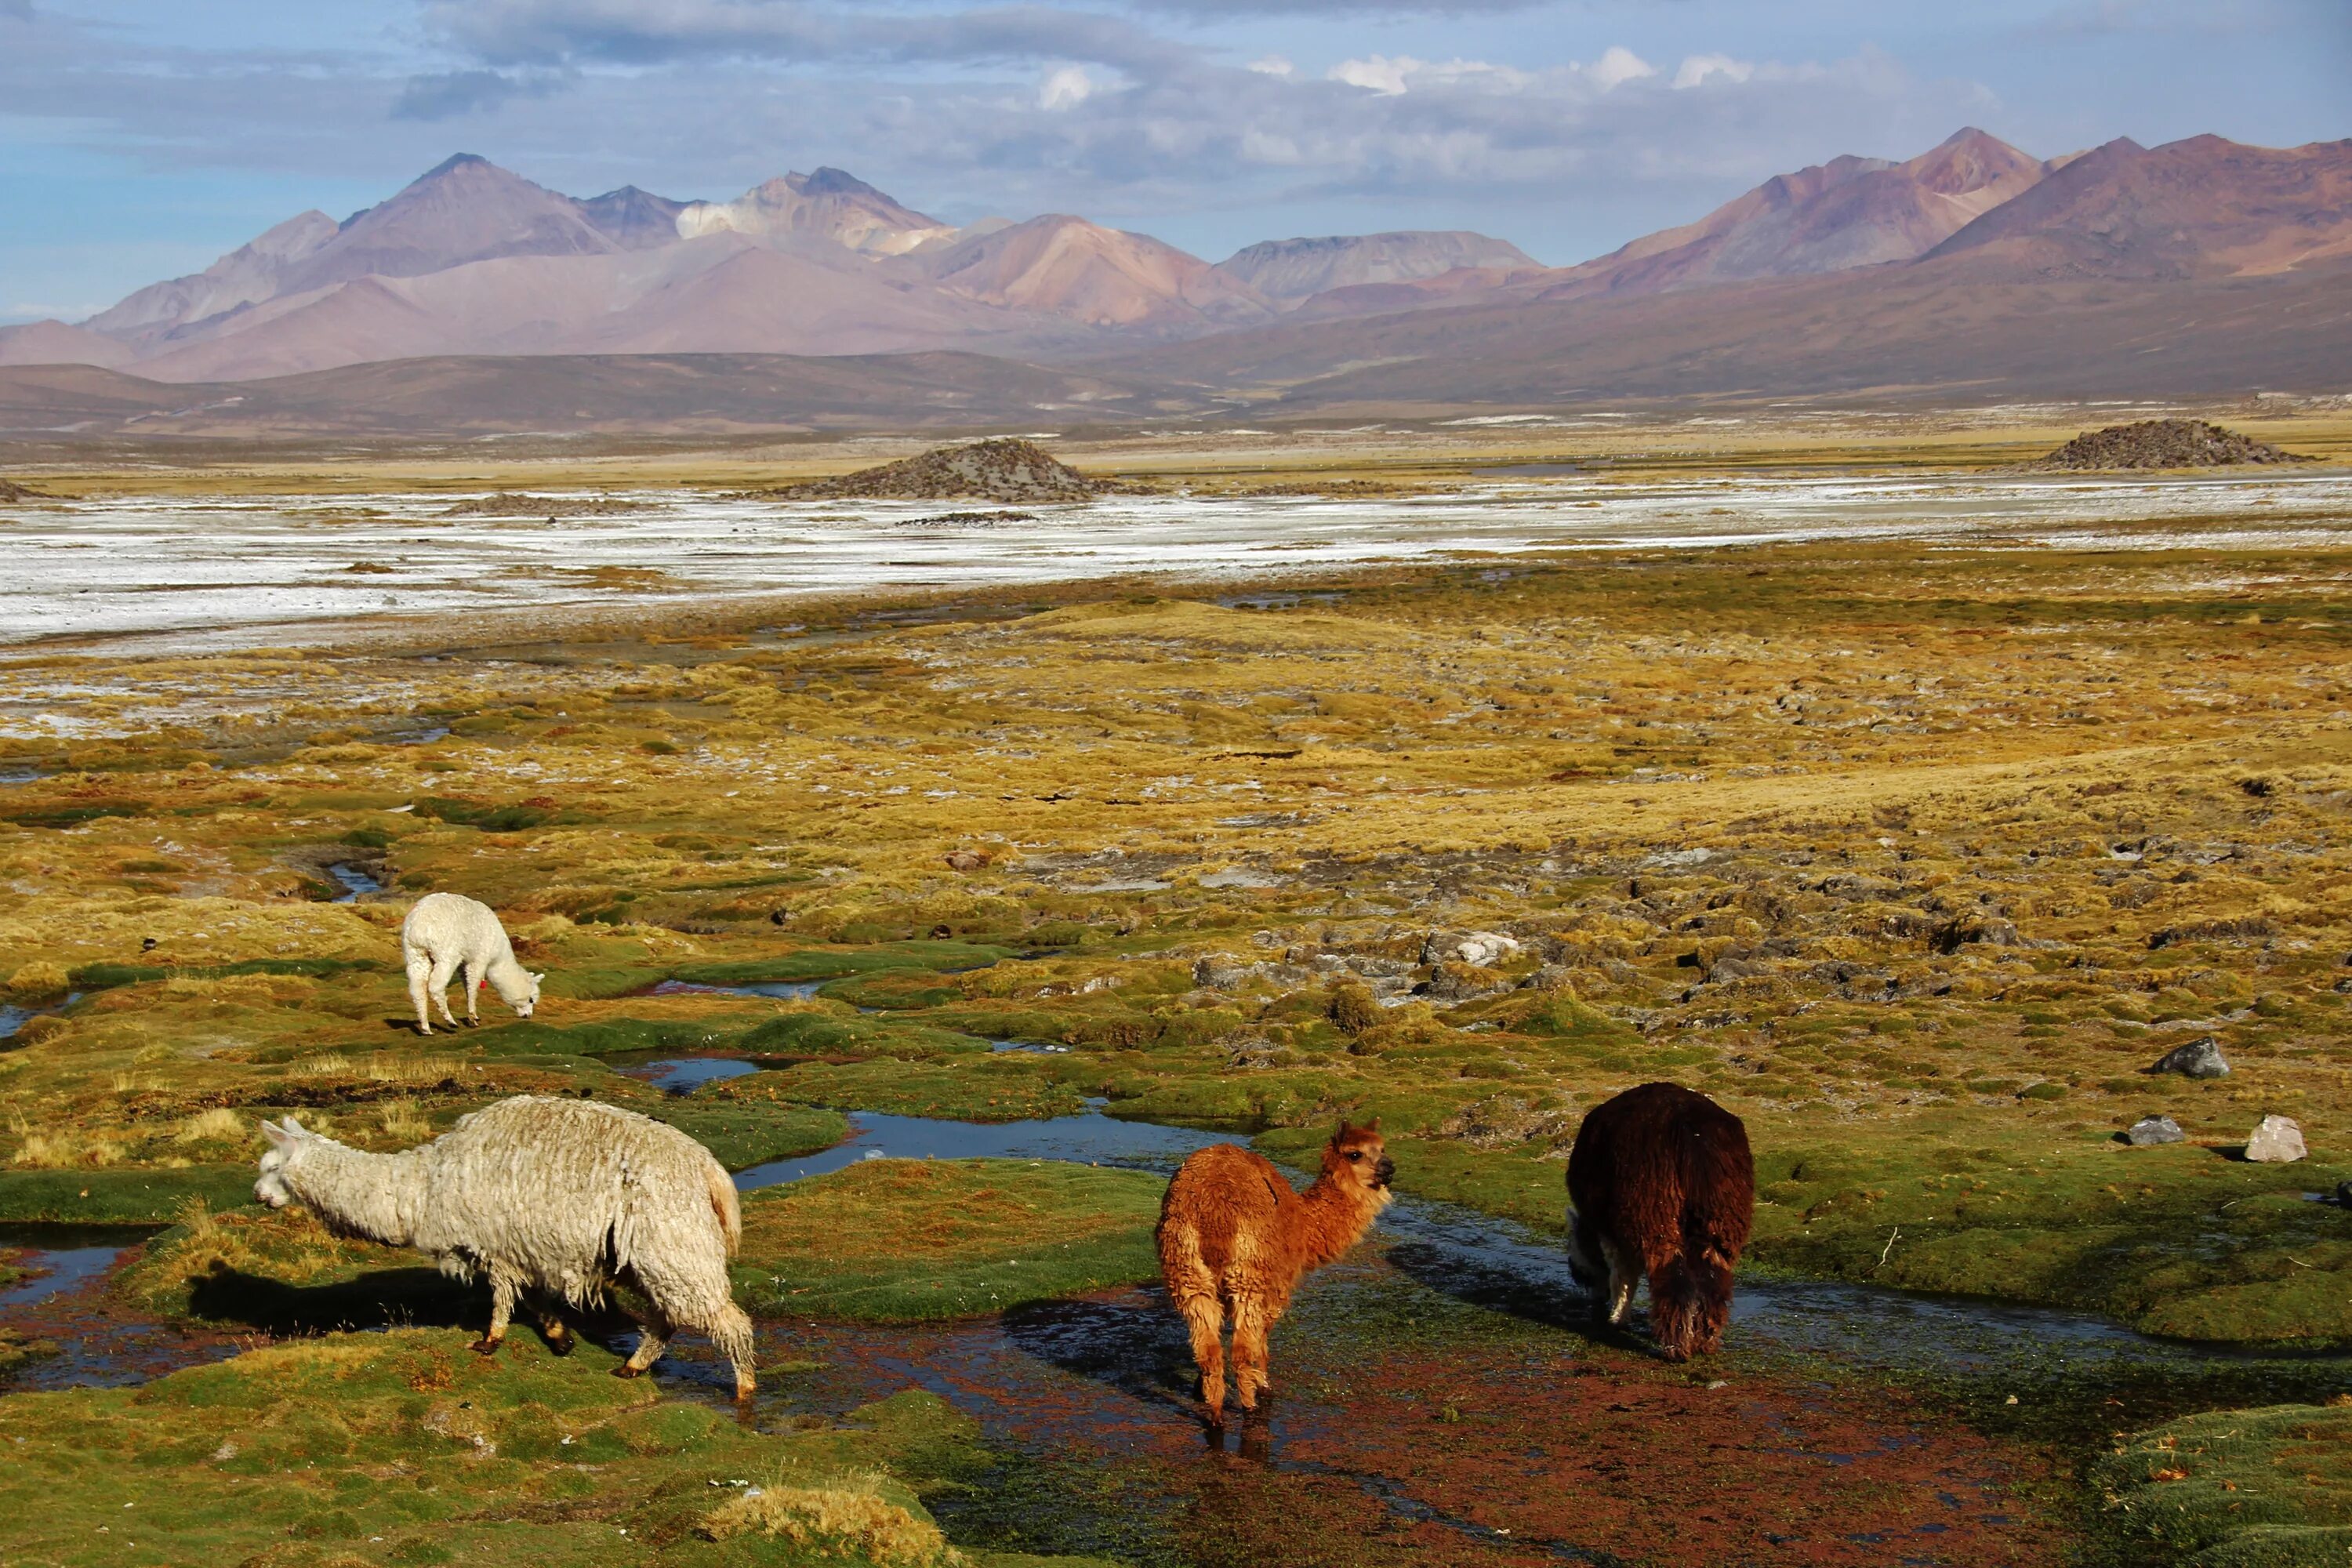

left=399, top=891, right=539, bottom=1033
left=1156, top=1121, right=1393, bottom=1421
left=256, top=1095, right=754, bottom=1393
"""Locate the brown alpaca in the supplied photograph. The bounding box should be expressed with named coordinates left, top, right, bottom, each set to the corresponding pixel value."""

left=1565, top=1082, right=1753, bottom=1362
left=1157, top=1120, right=1393, bottom=1422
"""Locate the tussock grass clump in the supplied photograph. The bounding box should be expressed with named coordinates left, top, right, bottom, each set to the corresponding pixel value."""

left=4, top=960, right=71, bottom=1000
left=699, top=1472, right=964, bottom=1565
left=2093, top=1403, right=2352, bottom=1563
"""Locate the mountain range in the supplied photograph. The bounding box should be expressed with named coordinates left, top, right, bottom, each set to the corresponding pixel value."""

left=2, top=127, right=2346, bottom=427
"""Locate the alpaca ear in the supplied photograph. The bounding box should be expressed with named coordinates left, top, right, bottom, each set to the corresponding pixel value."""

left=281, top=1113, right=307, bottom=1137
left=260, top=1119, right=295, bottom=1149
left=1366, top=1116, right=1381, bottom=1132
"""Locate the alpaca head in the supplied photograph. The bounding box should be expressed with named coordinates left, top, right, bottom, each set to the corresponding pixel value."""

left=517, top=971, right=543, bottom=1018
left=253, top=1115, right=320, bottom=1208
left=1319, top=1119, right=1394, bottom=1203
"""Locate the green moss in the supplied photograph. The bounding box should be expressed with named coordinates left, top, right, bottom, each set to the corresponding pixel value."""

left=65, top=956, right=388, bottom=993
left=737, top=1058, right=1085, bottom=1123
left=735, top=1159, right=1163, bottom=1321
left=0, top=1330, right=1018, bottom=1566
left=0, top=1166, right=254, bottom=1224
left=643, top=1098, right=846, bottom=1172
left=2093, top=1403, right=2352, bottom=1566
left=671, top=942, right=1012, bottom=987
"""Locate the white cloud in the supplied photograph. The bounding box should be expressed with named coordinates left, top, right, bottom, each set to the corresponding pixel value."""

left=1673, top=53, right=1755, bottom=89
left=1330, top=54, right=1416, bottom=95
left=1588, top=45, right=1657, bottom=91
left=1040, top=64, right=1094, bottom=110
left=1247, top=54, right=1294, bottom=78
left=1328, top=54, right=1530, bottom=96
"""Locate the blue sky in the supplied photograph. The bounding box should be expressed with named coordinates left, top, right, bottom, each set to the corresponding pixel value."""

left=1, top=0, right=2345, bottom=322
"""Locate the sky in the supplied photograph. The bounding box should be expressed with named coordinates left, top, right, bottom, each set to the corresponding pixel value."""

left=0, top=0, right=2345, bottom=324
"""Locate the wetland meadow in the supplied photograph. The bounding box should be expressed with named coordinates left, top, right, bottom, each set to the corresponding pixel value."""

left=4, top=414, right=2352, bottom=1566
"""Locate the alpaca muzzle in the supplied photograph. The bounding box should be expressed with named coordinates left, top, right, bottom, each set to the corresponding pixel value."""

left=1372, top=1156, right=1395, bottom=1189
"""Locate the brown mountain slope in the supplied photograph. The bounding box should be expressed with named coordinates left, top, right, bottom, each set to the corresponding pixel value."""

left=0, top=319, right=136, bottom=370
left=1923, top=133, right=2352, bottom=278
left=124, top=238, right=1070, bottom=383
left=921, top=216, right=1276, bottom=332
left=1214, top=231, right=1537, bottom=305
left=1535, top=127, right=2049, bottom=299
left=0, top=353, right=1170, bottom=441
left=1109, top=252, right=2352, bottom=408
left=677, top=168, right=956, bottom=256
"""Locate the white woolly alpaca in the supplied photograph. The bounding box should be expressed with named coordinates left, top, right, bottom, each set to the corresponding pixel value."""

left=254, top=1095, right=757, bottom=1399
left=400, top=892, right=542, bottom=1034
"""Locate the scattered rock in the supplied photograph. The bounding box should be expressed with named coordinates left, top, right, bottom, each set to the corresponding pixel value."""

left=1419, top=930, right=1522, bottom=967
left=2125, top=1115, right=2185, bottom=1146
left=763, top=439, right=1109, bottom=504
left=894, top=510, right=1037, bottom=528
left=2018, top=419, right=2314, bottom=472
left=2245, top=1115, right=2307, bottom=1163
left=1438, top=1094, right=1574, bottom=1152
left=2149, top=916, right=2275, bottom=949
left=438, top=492, right=646, bottom=517
left=2148, top=1036, right=2229, bottom=1079
left=943, top=848, right=990, bottom=872
left=0, top=478, right=52, bottom=502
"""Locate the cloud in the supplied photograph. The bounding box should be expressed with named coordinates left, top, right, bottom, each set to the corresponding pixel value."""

left=419, top=1, right=1192, bottom=76
left=1329, top=55, right=1414, bottom=95
left=1039, top=64, right=1094, bottom=110
left=392, top=69, right=550, bottom=120
left=1672, top=53, right=1754, bottom=89
left=1247, top=55, right=1294, bottom=78
left=1587, top=45, right=1655, bottom=90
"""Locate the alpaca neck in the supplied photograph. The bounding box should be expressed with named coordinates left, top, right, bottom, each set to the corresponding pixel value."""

left=482, top=947, right=531, bottom=1006
left=1283, top=1174, right=1389, bottom=1274
left=286, top=1141, right=426, bottom=1248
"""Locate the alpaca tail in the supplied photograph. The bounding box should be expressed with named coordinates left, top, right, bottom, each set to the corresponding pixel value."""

left=706, top=1157, right=742, bottom=1255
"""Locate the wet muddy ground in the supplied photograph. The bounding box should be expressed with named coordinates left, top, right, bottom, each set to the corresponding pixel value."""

left=9, top=1105, right=2345, bottom=1565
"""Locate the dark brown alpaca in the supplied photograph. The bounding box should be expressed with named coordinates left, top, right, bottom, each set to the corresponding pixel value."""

left=1565, top=1082, right=1753, bottom=1361
left=1157, top=1120, right=1393, bottom=1422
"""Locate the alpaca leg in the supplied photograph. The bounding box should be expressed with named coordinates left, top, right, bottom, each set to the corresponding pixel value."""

left=1174, top=1287, right=1228, bottom=1421
left=472, top=1261, right=521, bottom=1355
left=1601, top=1235, right=1639, bottom=1327
left=706, top=1302, right=758, bottom=1403
left=615, top=1309, right=673, bottom=1378
left=406, top=956, right=436, bottom=1035
left=428, top=956, right=462, bottom=1031
left=463, top=960, right=482, bottom=1025
left=1229, top=1292, right=1276, bottom=1411
left=532, top=1291, right=574, bottom=1356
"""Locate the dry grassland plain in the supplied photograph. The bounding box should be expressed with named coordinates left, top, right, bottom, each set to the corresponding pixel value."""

left=4, top=412, right=2352, bottom=1565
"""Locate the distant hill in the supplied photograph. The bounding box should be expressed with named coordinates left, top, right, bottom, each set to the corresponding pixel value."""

left=0, top=130, right=2343, bottom=423
left=1215, top=231, right=1537, bottom=307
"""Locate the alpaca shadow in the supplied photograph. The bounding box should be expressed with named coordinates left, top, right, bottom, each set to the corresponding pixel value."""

left=1382, top=1240, right=1646, bottom=1355
left=998, top=1290, right=1209, bottom=1422
left=180, top=1261, right=602, bottom=1351
left=183, top=1260, right=476, bottom=1335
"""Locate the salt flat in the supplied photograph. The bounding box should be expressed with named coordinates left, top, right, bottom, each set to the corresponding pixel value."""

left=4, top=470, right=2350, bottom=655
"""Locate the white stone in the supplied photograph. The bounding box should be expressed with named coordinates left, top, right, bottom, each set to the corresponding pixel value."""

left=2245, top=1115, right=2307, bottom=1163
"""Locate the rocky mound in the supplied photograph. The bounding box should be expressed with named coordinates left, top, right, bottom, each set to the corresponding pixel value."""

left=771, top=438, right=1105, bottom=503
left=0, top=478, right=50, bottom=502
left=2021, top=419, right=2312, bottom=471
left=438, top=492, right=647, bottom=518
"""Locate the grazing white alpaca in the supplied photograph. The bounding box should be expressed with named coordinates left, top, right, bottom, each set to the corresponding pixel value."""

left=400, top=891, right=542, bottom=1033
left=254, top=1095, right=757, bottom=1399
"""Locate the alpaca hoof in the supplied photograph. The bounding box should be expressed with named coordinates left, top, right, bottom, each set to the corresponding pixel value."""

left=612, top=1364, right=642, bottom=1380
left=469, top=1337, right=501, bottom=1356
left=733, top=1378, right=757, bottom=1403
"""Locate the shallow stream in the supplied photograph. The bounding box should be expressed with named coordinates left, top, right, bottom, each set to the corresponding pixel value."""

left=5, top=1094, right=2347, bottom=1563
